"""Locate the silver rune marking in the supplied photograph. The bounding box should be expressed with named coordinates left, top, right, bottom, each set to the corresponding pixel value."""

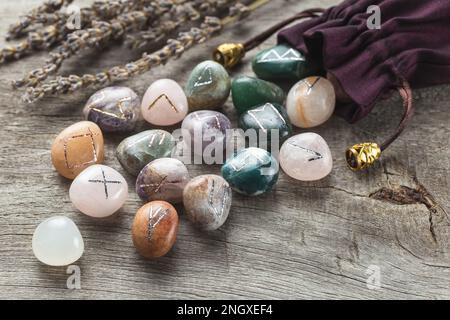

left=300, top=77, right=321, bottom=95
left=288, top=142, right=323, bottom=161
left=139, top=171, right=168, bottom=194
left=207, top=179, right=231, bottom=221
left=193, top=66, right=213, bottom=87
left=194, top=112, right=221, bottom=129
left=146, top=205, right=169, bottom=240
left=88, top=168, right=122, bottom=199
left=258, top=48, right=305, bottom=63
left=63, top=127, right=98, bottom=169
left=148, top=131, right=166, bottom=147
left=247, top=103, right=286, bottom=133
left=230, top=153, right=265, bottom=172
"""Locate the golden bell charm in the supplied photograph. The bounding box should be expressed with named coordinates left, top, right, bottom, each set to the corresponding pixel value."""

left=345, top=142, right=381, bottom=171
left=213, top=43, right=245, bottom=69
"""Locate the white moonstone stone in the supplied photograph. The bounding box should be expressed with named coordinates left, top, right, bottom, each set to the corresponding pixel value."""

left=32, top=216, right=84, bottom=266
left=141, top=79, right=188, bottom=126
left=69, top=164, right=128, bottom=218
left=286, top=76, right=336, bottom=128
left=279, top=132, right=333, bottom=181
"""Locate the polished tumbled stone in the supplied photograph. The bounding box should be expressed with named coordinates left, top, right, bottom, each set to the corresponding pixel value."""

left=51, top=121, right=104, bottom=180
left=116, top=130, right=175, bottom=176
left=231, top=76, right=285, bottom=114
left=221, top=147, right=279, bottom=196
left=286, top=76, right=336, bottom=128
left=32, top=216, right=84, bottom=266
left=69, top=164, right=128, bottom=218
left=183, top=175, right=232, bottom=231
left=185, top=60, right=231, bottom=111
left=286, top=77, right=336, bottom=128
left=181, top=110, right=231, bottom=158
left=279, top=132, right=333, bottom=181
left=141, top=79, right=188, bottom=126
left=239, top=103, right=292, bottom=149
left=252, top=44, right=319, bottom=81
left=136, top=158, right=189, bottom=204
left=132, top=201, right=179, bottom=258
left=83, top=86, right=141, bottom=132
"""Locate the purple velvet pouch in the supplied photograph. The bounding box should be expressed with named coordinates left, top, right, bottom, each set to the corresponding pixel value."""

left=278, top=0, right=450, bottom=123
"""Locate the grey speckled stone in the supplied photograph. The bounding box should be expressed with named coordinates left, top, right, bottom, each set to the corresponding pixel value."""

left=183, top=175, right=232, bottom=231
left=185, top=60, right=231, bottom=111
left=136, top=158, right=189, bottom=204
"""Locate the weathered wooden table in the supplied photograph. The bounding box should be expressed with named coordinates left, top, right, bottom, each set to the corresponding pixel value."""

left=0, top=0, right=449, bottom=300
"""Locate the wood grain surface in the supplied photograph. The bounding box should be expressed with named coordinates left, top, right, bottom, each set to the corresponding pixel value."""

left=0, top=0, right=449, bottom=300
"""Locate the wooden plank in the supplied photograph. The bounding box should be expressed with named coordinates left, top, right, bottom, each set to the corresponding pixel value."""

left=0, top=0, right=449, bottom=299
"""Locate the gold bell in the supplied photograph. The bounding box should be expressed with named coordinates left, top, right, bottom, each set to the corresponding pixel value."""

left=213, top=43, right=245, bottom=69
left=345, top=142, right=381, bottom=171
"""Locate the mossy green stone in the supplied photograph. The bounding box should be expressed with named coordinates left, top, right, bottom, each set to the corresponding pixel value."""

left=239, top=103, right=292, bottom=149
left=221, top=147, right=279, bottom=196
left=231, top=76, right=286, bottom=114
left=116, top=130, right=175, bottom=176
left=185, top=60, right=231, bottom=111
left=252, top=44, right=319, bottom=81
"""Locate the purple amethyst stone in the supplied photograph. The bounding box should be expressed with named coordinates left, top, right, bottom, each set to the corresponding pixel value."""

left=181, top=110, right=231, bottom=157
left=83, top=86, right=141, bottom=133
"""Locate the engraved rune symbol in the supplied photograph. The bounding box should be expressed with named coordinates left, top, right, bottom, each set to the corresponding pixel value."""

left=194, top=66, right=213, bottom=87
left=247, top=103, right=286, bottom=133
left=208, top=179, right=231, bottom=220
left=88, top=168, right=122, bottom=199
left=258, top=48, right=305, bottom=63
left=146, top=205, right=169, bottom=240
left=300, top=77, right=321, bottom=94
left=148, top=94, right=179, bottom=113
left=148, top=131, right=166, bottom=147
left=63, top=128, right=98, bottom=169
left=194, top=112, right=221, bottom=129
left=230, top=153, right=265, bottom=172
left=288, top=142, right=323, bottom=161
left=139, top=171, right=168, bottom=194
left=87, top=93, right=132, bottom=120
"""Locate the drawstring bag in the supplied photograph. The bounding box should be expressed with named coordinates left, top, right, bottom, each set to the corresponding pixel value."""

left=275, top=0, right=450, bottom=169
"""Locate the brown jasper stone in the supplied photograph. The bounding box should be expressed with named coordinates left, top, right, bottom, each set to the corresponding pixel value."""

left=131, top=201, right=179, bottom=258
left=51, top=121, right=104, bottom=180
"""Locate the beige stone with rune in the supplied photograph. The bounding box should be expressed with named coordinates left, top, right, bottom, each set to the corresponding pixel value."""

left=51, top=121, right=105, bottom=179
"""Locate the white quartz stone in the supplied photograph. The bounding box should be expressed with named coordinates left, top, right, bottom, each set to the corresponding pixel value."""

left=32, top=216, right=84, bottom=266
left=141, top=79, right=189, bottom=126
left=279, top=132, right=333, bottom=181
left=286, top=76, right=336, bottom=128
left=69, top=164, right=128, bottom=218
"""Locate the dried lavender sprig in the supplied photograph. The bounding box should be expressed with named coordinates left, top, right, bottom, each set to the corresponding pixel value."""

left=13, top=1, right=177, bottom=89
left=0, top=1, right=145, bottom=64
left=14, top=0, right=237, bottom=89
left=22, top=3, right=251, bottom=103
left=7, top=0, right=74, bottom=40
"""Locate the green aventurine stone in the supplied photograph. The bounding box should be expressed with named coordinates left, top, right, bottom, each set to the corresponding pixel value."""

left=231, top=76, right=286, bottom=114
left=116, top=130, right=175, bottom=176
left=185, top=60, right=231, bottom=111
left=239, top=103, right=292, bottom=149
left=252, top=44, right=318, bottom=81
left=221, top=147, right=279, bottom=196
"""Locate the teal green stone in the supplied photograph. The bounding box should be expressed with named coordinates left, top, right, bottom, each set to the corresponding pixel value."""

left=239, top=103, right=292, bottom=149
left=221, top=147, right=279, bottom=196
left=116, top=130, right=175, bottom=176
left=185, top=60, right=231, bottom=111
left=252, top=44, right=319, bottom=81
left=231, top=76, right=286, bottom=114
